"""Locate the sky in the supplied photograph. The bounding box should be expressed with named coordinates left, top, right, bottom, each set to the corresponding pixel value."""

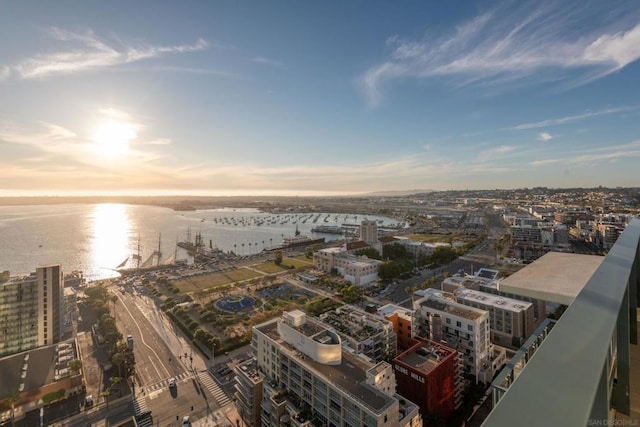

left=1, top=1, right=640, bottom=197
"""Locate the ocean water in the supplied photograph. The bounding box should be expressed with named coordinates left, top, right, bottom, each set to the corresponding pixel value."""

left=0, top=204, right=398, bottom=281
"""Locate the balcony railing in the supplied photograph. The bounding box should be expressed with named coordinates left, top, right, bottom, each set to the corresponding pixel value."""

left=483, top=218, right=639, bottom=426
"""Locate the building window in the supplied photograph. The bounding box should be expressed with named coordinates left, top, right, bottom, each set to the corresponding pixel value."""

left=456, top=321, right=461, bottom=327
left=446, top=318, right=451, bottom=324
left=467, top=324, right=473, bottom=331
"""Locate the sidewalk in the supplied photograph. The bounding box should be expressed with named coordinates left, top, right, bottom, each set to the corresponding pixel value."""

left=192, top=403, right=241, bottom=427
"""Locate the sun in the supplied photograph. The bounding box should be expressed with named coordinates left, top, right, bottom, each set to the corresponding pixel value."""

left=92, top=119, right=136, bottom=158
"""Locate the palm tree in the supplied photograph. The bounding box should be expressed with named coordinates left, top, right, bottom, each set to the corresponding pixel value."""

left=234, top=244, right=237, bottom=256
left=269, top=238, right=273, bottom=248
left=241, top=243, right=245, bottom=255
left=248, top=242, right=252, bottom=254
left=262, top=240, right=265, bottom=251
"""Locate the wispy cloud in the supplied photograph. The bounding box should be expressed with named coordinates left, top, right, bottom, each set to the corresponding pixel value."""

left=252, top=56, right=284, bottom=67
left=478, top=144, right=517, bottom=162
left=511, top=106, right=635, bottom=130
left=530, top=158, right=561, bottom=166
left=360, top=2, right=640, bottom=106
left=538, top=132, right=553, bottom=141
left=1, top=27, right=208, bottom=80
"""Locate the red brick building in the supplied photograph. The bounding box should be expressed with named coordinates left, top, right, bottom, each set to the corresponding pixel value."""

left=393, top=337, right=463, bottom=423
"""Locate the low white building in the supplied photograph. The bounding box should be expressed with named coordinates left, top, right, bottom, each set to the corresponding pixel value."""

left=314, top=248, right=381, bottom=287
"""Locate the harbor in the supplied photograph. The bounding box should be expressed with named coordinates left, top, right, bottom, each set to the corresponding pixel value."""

left=0, top=204, right=402, bottom=281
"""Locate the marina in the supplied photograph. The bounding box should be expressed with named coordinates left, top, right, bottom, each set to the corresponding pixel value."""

left=0, top=204, right=403, bottom=281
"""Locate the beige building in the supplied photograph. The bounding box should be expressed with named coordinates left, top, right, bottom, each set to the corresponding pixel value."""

left=0, top=265, right=64, bottom=357
left=453, top=289, right=535, bottom=347
left=243, top=310, right=422, bottom=427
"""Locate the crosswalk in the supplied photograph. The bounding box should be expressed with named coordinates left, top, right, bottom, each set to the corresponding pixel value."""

left=132, top=396, right=153, bottom=427
left=197, top=370, right=231, bottom=407
left=143, top=371, right=191, bottom=392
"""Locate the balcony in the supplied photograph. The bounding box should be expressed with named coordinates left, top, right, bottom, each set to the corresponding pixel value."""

left=484, top=218, right=640, bottom=426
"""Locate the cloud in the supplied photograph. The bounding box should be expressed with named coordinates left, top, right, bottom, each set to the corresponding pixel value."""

left=511, top=106, right=635, bottom=130
left=252, top=56, right=284, bottom=67
left=538, top=132, right=553, bottom=141
left=360, top=2, right=640, bottom=105
left=530, top=158, right=561, bottom=166
left=2, top=28, right=208, bottom=80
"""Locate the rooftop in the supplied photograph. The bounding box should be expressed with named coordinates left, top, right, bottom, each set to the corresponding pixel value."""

left=455, top=289, right=532, bottom=312
left=256, top=319, right=395, bottom=414
left=0, top=339, right=77, bottom=401
left=415, top=289, right=486, bottom=321
left=499, top=252, right=604, bottom=305
left=396, top=340, right=456, bottom=375
left=377, top=303, right=413, bottom=320
left=320, top=306, right=392, bottom=342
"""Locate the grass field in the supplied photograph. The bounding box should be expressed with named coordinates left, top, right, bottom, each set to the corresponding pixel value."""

left=170, top=257, right=313, bottom=294
left=171, top=267, right=263, bottom=293
left=252, top=263, right=291, bottom=274
left=406, top=233, right=454, bottom=243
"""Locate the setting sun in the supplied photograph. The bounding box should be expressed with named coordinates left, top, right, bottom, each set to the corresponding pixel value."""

left=92, top=119, right=136, bottom=158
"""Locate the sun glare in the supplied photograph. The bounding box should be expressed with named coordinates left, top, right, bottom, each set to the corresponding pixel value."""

left=92, top=119, right=136, bottom=158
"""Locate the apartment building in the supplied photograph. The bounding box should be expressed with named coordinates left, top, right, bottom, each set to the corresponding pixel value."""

left=442, top=273, right=546, bottom=325
left=454, top=289, right=535, bottom=347
left=245, top=310, right=422, bottom=427
left=0, top=265, right=64, bottom=357
left=413, top=289, right=505, bottom=383
left=319, top=305, right=397, bottom=362
left=393, top=337, right=464, bottom=423
left=377, top=304, right=414, bottom=351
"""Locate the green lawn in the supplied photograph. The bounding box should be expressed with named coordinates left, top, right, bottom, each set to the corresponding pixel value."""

left=171, top=268, right=262, bottom=293
left=283, top=257, right=314, bottom=268
left=406, top=233, right=454, bottom=243
left=252, top=263, right=291, bottom=274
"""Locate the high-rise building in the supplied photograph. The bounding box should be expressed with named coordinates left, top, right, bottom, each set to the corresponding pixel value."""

left=242, top=310, right=422, bottom=427
left=0, top=265, right=64, bottom=357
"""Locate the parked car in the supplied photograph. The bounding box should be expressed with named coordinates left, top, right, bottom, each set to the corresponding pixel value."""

left=168, top=378, right=176, bottom=388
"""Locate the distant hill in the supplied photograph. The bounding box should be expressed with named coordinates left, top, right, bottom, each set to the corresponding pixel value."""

left=361, top=189, right=436, bottom=197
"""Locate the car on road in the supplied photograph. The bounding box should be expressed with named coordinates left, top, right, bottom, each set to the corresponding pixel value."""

left=168, top=377, right=176, bottom=388
left=84, top=395, right=94, bottom=407
left=182, top=415, right=191, bottom=426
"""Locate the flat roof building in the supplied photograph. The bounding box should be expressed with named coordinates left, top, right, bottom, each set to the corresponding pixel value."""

left=319, top=305, right=397, bottom=362
left=413, top=289, right=505, bottom=383
left=245, top=310, right=422, bottom=427
left=393, top=337, right=463, bottom=423
left=499, top=252, right=604, bottom=306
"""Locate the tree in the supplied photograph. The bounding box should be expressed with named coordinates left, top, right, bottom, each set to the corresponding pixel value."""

left=274, top=250, right=283, bottom=266
left=69, top=359, right=82, bottom=374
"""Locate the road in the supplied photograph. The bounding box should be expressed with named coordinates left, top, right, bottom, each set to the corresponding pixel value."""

left=384, top=212, right=508, bottom=305
left=110, top=287, right=233, bottom=426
